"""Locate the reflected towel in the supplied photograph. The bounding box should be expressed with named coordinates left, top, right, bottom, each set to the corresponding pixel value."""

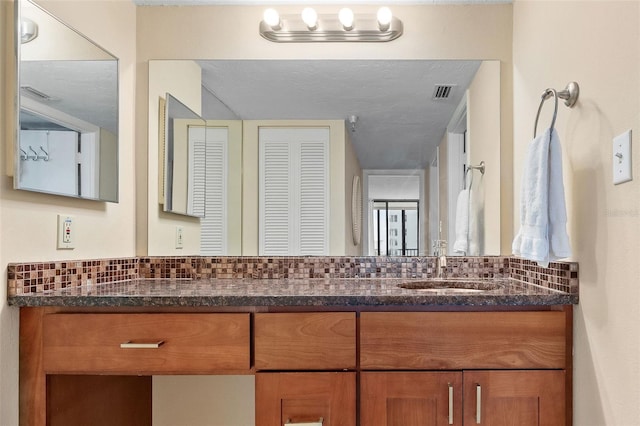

left=453, top=189, right=470, bottom=254
left=512, top=127, right=571, bottom=266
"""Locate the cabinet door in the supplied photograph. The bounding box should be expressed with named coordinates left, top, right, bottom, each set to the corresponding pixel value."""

left=463, top=370, right=565, bottom=426
left=361, top=372, right=462, bottom=426
left=256, top=372, right=356, bottom=426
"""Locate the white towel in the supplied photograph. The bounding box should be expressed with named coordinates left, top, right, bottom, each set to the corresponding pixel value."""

left=453, top=189, right=470, bottom=254
left=512, top=127, right=571, bottom=266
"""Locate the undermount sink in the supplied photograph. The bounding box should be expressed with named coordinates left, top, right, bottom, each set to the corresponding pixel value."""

left=397, top=280, right=502, bottom=293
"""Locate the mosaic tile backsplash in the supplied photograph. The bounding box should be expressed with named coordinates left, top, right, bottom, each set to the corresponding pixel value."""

left=7, top=256, right=578, bottom=296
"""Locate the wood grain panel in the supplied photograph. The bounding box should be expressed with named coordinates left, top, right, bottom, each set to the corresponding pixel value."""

left=360, top=311, right=567, bottom=370
left=255, top=312, right=356, bottom=370
left=256, top=372, right=356, bottom=426
left=43, top=313, right=250, bottom=374
left=463, top=370, right=565, bottom=426
left=361, top=372, right=463, bottom=426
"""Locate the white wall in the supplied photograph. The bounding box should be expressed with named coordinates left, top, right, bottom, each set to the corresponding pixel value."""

left=0, top=1, right=137, bottom=424
left=512, top=1, right=640, bottom=424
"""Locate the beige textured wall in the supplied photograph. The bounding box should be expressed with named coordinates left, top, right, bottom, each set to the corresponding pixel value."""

left=0, top=0, right=137, bottom=423
left=513, top=1, right=640, bottom=424
left=468, top=60, right=501, bottom=255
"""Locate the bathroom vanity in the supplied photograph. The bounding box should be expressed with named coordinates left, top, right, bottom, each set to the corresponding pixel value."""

left=8, top=256, right=578, bottom=426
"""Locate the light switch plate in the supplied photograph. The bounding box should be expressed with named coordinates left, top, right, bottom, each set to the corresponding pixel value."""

left=613, top=129, right=632, bottom=185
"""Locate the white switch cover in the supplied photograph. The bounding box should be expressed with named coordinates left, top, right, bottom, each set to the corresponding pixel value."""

left=175, top=226, right=184, bottom=249
left=57, top=215, right=75, bottom=249
left=613, top=129, right=632, bottom=185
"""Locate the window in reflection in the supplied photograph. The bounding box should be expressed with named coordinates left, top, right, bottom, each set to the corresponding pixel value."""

left=372, top=200, right=419, bottom=256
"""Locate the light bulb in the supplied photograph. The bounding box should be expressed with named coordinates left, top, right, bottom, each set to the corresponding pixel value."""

left=263, top=8, right=281, bottom=29
left=301, top=7, right=318, bottom=30
left=338, top=8, right=354, bottom=31
left=377, top=7, right=392, bottom=31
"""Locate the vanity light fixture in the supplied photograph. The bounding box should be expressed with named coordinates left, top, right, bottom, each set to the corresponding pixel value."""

left=301, top=7, right=318, bottom=31
left=338, top=8, right=355, bottom=31
left=377, top=7, right=392, bottom=31
left=259, top=6, right=403, bottom=43
left=263, top=8, right=281, bottom=30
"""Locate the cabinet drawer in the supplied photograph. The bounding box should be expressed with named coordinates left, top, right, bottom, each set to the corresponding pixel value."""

left=360, top=311, right=567, bottom=370
left=43, top=313, right=250, bottom=374
left=255, top=312, right=356, bottom=370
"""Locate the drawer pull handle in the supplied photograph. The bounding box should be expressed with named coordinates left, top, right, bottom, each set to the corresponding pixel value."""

left=120, top=341, right=165, bottom=349
left=448, top=382, right=454, bottom=425
left=284, top=417, right=323, bottom=426
left=476, top=384, right=482, bottom=424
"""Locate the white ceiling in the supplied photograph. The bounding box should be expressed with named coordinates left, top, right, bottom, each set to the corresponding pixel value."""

left=197, top=59, right=481, bottom=169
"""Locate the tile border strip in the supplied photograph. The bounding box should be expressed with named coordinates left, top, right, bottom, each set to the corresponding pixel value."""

left=7, top=256, right=577, bottom=296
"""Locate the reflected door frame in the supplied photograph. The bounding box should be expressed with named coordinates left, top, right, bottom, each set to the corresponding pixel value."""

left=362, top=170, right=426, bottom=257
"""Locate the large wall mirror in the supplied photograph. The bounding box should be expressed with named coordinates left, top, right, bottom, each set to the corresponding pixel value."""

left=150, top=59, right=500, bottom=256
left=15, top=0, right=119, bottom=202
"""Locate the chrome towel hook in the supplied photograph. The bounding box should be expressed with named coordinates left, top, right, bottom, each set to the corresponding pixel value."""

left=533, top=81, right=579, bottom=138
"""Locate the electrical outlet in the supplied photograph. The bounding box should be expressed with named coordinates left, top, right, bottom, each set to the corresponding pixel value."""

left=176, top=226, right=184, bottom=249
left=57, top=215, right=75, bottom=249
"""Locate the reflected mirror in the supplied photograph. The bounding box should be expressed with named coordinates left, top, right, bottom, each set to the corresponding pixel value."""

left=162, top=93, right=206, bottom=217
left=150, top=59, right=501, bottom=256
left=15, top=0, right=118, bottom=202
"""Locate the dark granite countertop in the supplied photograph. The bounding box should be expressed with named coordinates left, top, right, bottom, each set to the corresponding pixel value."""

left=7, top=277, right=578, bottom=307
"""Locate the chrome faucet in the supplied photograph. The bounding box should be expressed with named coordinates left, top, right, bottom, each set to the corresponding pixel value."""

left=433, top=240, right=448, bottom=279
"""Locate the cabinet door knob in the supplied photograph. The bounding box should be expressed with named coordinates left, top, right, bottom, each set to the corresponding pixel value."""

left=284, top=417, right=323, bottom=426
left=476, top=384, right=482, bottom=424
left=448, top=382, right=454, bottom=425
left=120, top=340, right=165, bottom=349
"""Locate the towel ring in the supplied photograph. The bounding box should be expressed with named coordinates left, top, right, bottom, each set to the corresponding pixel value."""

left=533, top=82, right=579, bottom=138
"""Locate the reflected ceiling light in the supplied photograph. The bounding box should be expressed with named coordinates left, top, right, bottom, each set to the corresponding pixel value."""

left=20, top=18, right=38, bottom=44
left=338, top=8, right=354, bottom=30
left=263, top=8, right=281, bottom=30
left=301, top=7, right=318, bottom=31
left=377, top=7, right=392, bottom=31
left=259, top=6, right=403, bottom=43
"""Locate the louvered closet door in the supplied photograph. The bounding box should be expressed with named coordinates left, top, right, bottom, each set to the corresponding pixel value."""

left=259, top=128, right=330, bottom=256
left=187, top=126, right=206, bottom=217
left=200, top=127, right=228, bottom=255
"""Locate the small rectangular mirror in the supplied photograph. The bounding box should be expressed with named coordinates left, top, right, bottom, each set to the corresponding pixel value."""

left=15, top=0, right=119, bottom=202
left=162, top=93, right=206, bottom=218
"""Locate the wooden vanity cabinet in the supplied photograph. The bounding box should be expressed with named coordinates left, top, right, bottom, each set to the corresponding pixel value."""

left=20, top=307, right=571, bottom=426
left=254, top=312, right=357, bottom=426
left=359, top=310, right=571, bottom=426
left=19, top=309, right=252, bottom=426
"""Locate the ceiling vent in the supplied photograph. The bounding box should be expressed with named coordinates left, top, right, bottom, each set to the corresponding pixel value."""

left=432, top=84, right=455, bottom=100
